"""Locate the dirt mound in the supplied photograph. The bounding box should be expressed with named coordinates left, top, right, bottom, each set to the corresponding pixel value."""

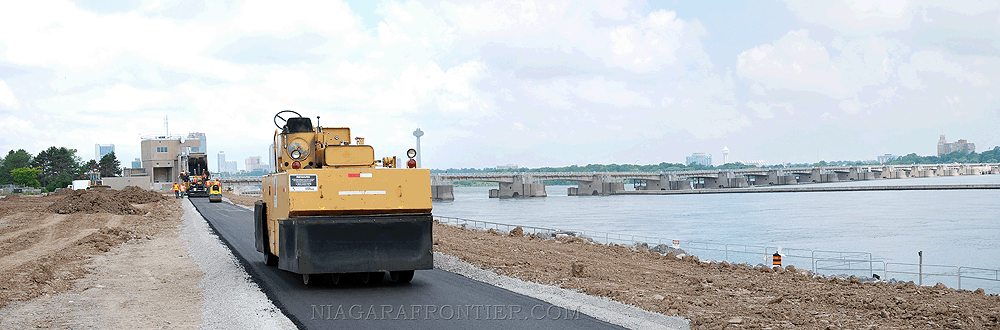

left=113, top=186, right=166, bottom=204
left=49, top=188, right=76, bottom=196
left=47, top=189, right=140, bottom=215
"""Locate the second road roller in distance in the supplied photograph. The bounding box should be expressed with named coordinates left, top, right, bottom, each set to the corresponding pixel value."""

left=254, top=110, right=433, bottom=285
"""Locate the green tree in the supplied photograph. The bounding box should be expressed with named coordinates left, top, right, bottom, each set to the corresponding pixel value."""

left=31, top=146, right=83, bottom=189
left=10, top=167, right=41, bottom=187
left=82, top=159, right=98, bottom=173
left=0, top=149, right=33, bottom=184
left=98, top=151, right=122, bottom=177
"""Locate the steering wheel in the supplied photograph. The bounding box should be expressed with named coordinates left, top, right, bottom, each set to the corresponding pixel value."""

left=274, top=110, right=302, bottom=129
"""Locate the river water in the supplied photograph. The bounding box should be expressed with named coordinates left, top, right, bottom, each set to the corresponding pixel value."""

left=432, top=174, right=1000, bottom=292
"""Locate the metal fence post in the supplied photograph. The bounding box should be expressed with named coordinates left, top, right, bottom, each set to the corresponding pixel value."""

left=918, top=251, right=923, bottom=286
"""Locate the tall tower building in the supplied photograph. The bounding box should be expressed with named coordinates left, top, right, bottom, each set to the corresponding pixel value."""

left=413, top=128, right=424, bottom=168
left=95, top=144, right=115, bottom=161
left=723, top=146, right=730, bottom=164
left=217, top=151, right=226, bottom=173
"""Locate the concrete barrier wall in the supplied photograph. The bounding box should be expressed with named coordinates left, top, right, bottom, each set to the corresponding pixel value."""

left=102, top=176, right=153, bottom=190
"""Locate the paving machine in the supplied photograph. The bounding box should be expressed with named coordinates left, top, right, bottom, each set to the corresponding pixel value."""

left=181, top=154, right=210, bottom=197
left=255, top=110, right=432, bottom=285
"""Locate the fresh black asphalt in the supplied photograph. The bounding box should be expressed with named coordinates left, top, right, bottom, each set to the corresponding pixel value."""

left=189, top=198, right=624, bottom=329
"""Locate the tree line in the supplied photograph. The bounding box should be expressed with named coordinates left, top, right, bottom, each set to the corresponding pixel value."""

left=432, top=146, right=1000, bottom=175
left=1, top=147, right=122, bottom=192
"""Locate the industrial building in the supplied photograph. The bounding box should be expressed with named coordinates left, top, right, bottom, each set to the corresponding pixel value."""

left=134, top=132, right=206, bottom=190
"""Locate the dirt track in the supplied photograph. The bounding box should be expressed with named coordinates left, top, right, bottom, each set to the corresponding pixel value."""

left=0, top=189, right=203, bottom=327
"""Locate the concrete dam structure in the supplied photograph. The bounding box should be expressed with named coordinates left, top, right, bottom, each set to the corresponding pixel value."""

left=428, top=163, right=1000, bottom=200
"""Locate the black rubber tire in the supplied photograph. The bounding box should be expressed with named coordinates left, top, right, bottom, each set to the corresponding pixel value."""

left=355, top=272, right=371, bottom=284
left=328, top=273, right=341, bottom=285
left=366, top=272, right=385, bottom=285
left=389, top=270, right=415, bottom=284
left=264, top=252, right=278, bottom=266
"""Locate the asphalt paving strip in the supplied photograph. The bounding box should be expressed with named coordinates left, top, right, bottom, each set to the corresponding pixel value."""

left=189, top=198, right=626, bottom=329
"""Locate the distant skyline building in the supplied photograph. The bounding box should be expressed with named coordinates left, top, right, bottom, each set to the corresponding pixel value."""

left=877, top=154, right=899, bottom=164
left=245, top=156, right=264, bottom=172
left=217, top=151, right=226, bottom=173
left=186, top=132, right=206, bottom=154
left=937, top=135, right=975, bottom=156
left=131, top=158, right=141, bottom=169
left=95, top=144, right=114, bottom=161
left=722, top=146, right=729, bottom=164
left=686, top=153, right=712, bottom=166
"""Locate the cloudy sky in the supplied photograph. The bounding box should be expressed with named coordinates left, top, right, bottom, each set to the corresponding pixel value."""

left=1, top=0, right=998, bottom=170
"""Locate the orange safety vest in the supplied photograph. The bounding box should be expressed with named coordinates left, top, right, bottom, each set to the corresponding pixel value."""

left=172, top=184, right=180, bottom=191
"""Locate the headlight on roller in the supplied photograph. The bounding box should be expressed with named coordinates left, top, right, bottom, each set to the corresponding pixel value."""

left=291, top=149, right=302, bottom=159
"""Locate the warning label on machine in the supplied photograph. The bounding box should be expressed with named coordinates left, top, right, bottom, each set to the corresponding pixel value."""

left=289, top=174, right=318, bottom=192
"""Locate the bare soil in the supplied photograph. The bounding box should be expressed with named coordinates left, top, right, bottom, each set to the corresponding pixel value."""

left=223, top=192, right=260, bottom=208
left=218, top=195, right=1000, bottom=329
left=433, top=223, right=1000, bottom=329
left=0, top=189, right=203, bottom=328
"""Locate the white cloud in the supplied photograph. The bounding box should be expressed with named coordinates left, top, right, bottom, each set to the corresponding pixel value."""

left=371, top=61, right=491, bottom=114
left=746, top=101, right=794, bottom=119
left=10, top=0, right=995, bottom=167
left=0, top=81, right=18, bottom=109
left=906, top=50, right=989, bottom=86
left=86, top=84, right=172, bottom=112
left=0, top=115, right=34, bottom=137
left=737, top=30, right=848, bottom=98
left=781, top=0, right=914, bottom=33
left=231, top=0, right=363, bottom=38
left=0, top=0, right=245, bottom=80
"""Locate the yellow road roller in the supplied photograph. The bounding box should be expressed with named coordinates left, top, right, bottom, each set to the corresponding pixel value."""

left=255, top=110, right=432, bottom=285
left=208, top=181, right=222, bottom=203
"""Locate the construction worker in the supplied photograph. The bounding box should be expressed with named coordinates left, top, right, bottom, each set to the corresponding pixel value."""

left=172, top=182, right=180, bottom=199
